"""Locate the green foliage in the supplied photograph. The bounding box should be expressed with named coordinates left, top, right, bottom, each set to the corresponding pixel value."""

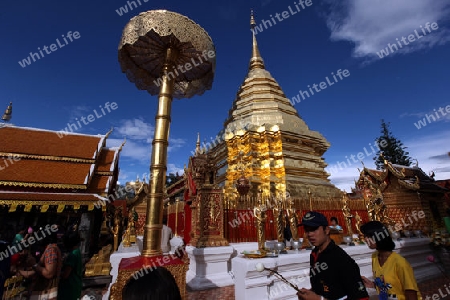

left=373, top=120, right=412, bottom=170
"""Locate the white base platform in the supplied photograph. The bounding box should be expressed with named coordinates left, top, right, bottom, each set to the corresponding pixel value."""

left=232, top=238, right=440, bottom=300
left=186, top=245, right=235, bottom=290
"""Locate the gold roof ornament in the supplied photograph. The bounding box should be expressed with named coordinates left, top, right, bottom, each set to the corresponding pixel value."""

left=8, top=204, right=17, bottom=212
left=1, top=102, right=12, bottom=122
left=195, top=132, right=201, bottom=155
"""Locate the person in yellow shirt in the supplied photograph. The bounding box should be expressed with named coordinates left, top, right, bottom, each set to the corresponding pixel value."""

left=360, top=221, right=421, bottom=300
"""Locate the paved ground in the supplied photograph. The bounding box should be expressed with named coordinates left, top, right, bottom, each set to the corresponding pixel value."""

left=81, top=274, right=450, bottom=300
left=418, top=275, right=450, bottom=300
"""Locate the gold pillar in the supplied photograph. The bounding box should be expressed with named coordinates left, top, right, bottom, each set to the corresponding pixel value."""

left=142, top=48, right=177, bottom=257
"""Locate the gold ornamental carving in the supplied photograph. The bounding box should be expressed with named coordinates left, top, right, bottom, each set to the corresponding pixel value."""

left=0, top=200, right=99, bottom=212
left=0, top=181, right=87, bottom=190
left=224, top=126, right=286, bottom=200
left=191, top=187, right=229, bottom=248
left=0, top=152, right=95, bottom=164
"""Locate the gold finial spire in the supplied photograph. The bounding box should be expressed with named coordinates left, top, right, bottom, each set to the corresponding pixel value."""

left=249, top=10, right=265, bottom=70
left=195, top=132, right=201, bottom=155
left=2, top=102, right=12, bottom=122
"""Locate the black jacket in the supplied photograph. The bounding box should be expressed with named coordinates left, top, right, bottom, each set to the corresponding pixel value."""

left=309, top=240, right=369, bottom=300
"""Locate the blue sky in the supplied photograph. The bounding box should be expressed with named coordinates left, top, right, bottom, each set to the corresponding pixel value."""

left=1, top=0, right=450, bottom=192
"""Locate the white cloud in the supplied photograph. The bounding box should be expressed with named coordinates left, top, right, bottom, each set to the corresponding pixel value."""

left=168, top=138, right=186, bottom=153
left=117, top=169, right=151, bottom=185
left=167, top=163, right=185, bottom=175
left=404, top=130, right=450, bottom=179
left=109, top=118, right=187, bottom=186
left=115, top=118, right=154, bottom=142
left=327, top=158, right=368, bottom=192
left=324, top=0, right=450, bottom=59
left=108, top=138, right=150, bottom=162
left=401, top=106, right=450, bottom=125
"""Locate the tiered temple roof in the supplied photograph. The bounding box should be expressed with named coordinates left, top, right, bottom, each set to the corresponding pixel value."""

left=358, top=160, right=447, bottom=193
left=356, top=158, right=448, bottom=230
left=0, top=125, right=122, bottom=211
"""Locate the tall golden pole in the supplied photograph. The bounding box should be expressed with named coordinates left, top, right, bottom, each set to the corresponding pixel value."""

left=308, top=189, right=312, bottom=211
left=175, top=198, right=179, bottom=237
left=118, top=9, right=216, bottom=258
left=142, top=48, right=177, bottom=256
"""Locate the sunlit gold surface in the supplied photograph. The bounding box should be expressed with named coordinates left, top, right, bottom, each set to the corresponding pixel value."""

left=224, top=128, right=286, bottom=198
left=84, top=245, right=113, bottom=277
left=141, top=57, right=174, bottom=257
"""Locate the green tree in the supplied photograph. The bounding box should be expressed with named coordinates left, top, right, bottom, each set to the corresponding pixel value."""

left=373, top=120, right=412, bottom=169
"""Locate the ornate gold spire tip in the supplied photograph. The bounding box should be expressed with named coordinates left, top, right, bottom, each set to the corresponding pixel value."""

left=195, top=132, right=201, bottom=155
left=250, top=9, right=256, bottom=28
left=249, top=9, right=265, bottom=70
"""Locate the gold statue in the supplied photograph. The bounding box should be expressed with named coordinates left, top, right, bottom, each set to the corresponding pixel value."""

left=273, top=198, right=285, bottom=242
left=122, top=227, right=131, bottom=247
left=100, top=213, right=110, bottom=236
left=253, top=198, right=267, bottom=251
left=342, top=195, right=353, bottom=236
left=111, top=216, right=120, bottom=251
left=354, top=212, right=363, bottom=236
left=286, top=198, right=298, bottom=241
left=129, top=208, right=136, bottom=243
left=367, top=198, right=376, bottom=221
left=375, top=198, right=396, bottom=227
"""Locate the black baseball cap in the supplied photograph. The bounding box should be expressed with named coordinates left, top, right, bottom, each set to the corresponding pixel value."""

left=360, top=221, right=386, bottom=236
left=298, top=211, right=328, bottom=227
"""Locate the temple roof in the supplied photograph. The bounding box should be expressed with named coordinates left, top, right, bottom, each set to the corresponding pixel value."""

left=0, top=125, right=122, bottom=211
left=358, top=159, right=447, bottom=193
left=0, top=125, right=107, bottom=160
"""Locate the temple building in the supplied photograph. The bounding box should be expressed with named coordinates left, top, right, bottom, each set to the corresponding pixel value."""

left=107, top=12, right=447, bottom=300
left=0, top=123, right=123, bottom=257
left=356, top=157, right=448, bottom=232
left=164, top=13, right=368, bottom=245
